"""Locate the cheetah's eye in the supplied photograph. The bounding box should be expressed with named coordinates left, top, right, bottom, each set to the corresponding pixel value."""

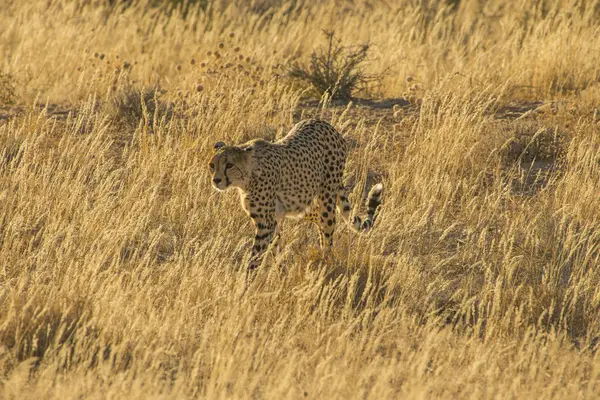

left=209, top=163, right=215, bottom=171
left=225, top=163, right=234, bottom=170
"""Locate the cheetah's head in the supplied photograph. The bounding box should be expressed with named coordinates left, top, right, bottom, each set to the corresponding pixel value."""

left=208, top=141, right=254, bottom=191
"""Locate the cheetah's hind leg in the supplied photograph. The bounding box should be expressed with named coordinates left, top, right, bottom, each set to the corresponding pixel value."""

left=302, top=199, right=334, bottom=263
left=316, top=190, right=337, bottom=250
left=303, top=204, right=327, bottom=252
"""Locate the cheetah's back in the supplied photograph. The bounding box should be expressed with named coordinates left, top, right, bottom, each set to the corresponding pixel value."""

left=272, top=120, right=348, bottom=217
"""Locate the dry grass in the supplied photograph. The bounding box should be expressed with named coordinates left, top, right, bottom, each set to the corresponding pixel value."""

left=2, top=0, right=600, bottom=398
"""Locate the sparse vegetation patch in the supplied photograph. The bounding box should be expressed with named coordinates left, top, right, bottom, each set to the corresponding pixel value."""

left=289, top=31, right=381, bottom=100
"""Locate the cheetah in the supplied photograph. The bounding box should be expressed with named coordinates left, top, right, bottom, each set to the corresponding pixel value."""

left=208, top=119, right=383, bottom=272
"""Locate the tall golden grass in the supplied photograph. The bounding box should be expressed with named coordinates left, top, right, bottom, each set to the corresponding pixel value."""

left=2, top=0, right=600, bottom=398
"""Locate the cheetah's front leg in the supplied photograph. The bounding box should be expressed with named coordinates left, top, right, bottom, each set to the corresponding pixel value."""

left=248, top=210, right=278, bottom=272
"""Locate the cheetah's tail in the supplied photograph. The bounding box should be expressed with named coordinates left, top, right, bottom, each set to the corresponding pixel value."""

left=338, top=183, right=384, bottom=232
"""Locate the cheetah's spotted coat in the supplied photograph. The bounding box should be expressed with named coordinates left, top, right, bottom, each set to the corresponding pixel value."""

left=208, top=119, right=383, bottom=271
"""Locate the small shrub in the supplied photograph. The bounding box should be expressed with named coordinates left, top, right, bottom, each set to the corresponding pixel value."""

left=0, top=71, right=17, bottom=106
left=289, top=31, right=380, bottom=100
left=106, top=84, right=171, bottom=128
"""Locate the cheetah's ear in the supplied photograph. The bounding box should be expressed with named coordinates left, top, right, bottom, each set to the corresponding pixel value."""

left=213, top=141, right=226, bottom=150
